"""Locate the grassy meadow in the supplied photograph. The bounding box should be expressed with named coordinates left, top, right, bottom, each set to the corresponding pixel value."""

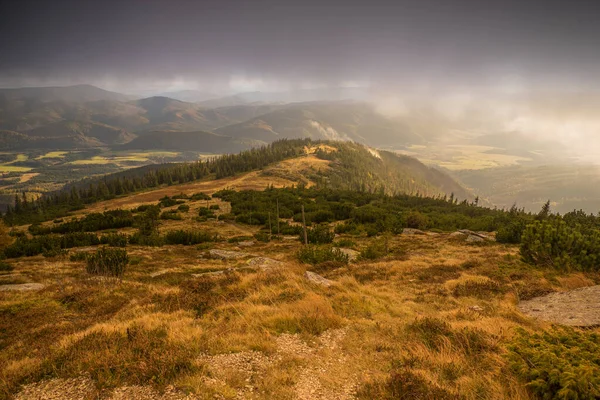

left=1, top=162, right=599, bottom=399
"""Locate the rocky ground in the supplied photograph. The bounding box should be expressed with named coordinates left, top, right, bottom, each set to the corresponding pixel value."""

left=518, top=285, right=600, bottom=326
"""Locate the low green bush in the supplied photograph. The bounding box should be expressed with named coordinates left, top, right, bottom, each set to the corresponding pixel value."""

left=198, top=207, right=216, bottom=218
left=190, top=192, right=211, bottom=201
left=359, top=237, right=390, bottom=260
left=297, top=245, right=349, bottom=265
left=303, top=224, right=335, bottom=244
left=520, top=219, right=600, bottom=271
left=86, top=247, right=129, bottom=278
left=508, top=327, right=600, bottom=400
left=100, top=233, right=128, bottom=247
left=160, top=210, right=182, bottom=220
left=164, top=230, right=217, bottom=245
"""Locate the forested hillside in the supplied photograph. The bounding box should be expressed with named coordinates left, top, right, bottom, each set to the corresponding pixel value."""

left=2, top=139, right=470, bottom=225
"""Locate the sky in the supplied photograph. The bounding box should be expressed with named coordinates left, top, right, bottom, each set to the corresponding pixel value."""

left=1, top=0, right=599, bottom=95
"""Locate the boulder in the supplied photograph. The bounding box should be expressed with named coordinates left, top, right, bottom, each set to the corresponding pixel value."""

left=0, top=283, right=45, bottom=292
left=449, top=231, right=467, bottom=238
left=246, top=257, right=283, bottom=270
left=206, top=249, right=249, bottom=260
left=304, top=271, right=332, bottom=287
left=466, top=235, right=485, bottom=243
left=403, top=228, right=426, bottom=235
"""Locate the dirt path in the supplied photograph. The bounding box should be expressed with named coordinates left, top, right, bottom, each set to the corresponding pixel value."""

left=14, top=328, right=356, bottom=400
left=519, top=285, right=600, bottom=326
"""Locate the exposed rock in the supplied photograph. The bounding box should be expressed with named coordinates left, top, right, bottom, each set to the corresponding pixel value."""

left=469, top=305, right=484, bottom=312
left=333, top=247, right=360, bottom=261
left=518, top=285, right=600, bottom=326
left=449, top=231, right=467, bottom=238
left=246, top=257, right=283, bottom=270
left=304, top=271, right=332, bottom=287
left=403, top=228, right=426, bottom=235
left=192, top=270, right=227, bottom=277
left=15, top=376, right=96, bottom=400
left=283, top=235, right=299, bottom=241
left=206, top=249, right=249, bottom=260
left=238, top=241, right=255, bottom=247
left=466, top=235, right=485, bottom=243
left=149, top=269, right=172, bottom=278
left=459, top=229, right=493, bottom=241
left=0, top=283, right=45, bottom=292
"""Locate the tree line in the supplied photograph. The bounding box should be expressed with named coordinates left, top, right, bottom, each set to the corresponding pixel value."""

left=3, top=139, right=310, bottom=225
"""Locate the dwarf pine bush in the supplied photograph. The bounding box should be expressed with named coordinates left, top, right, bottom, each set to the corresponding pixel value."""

left=303, top=224, right=335, bottom=244
left=508, top=327, right=600, bottom=399
left=520, top=220, right=600, bottom=271
left=297, top=245, right=349, bottom=265
left=86, top=247, right=129, bottom=278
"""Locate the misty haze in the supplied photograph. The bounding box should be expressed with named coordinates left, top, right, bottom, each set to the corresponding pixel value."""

left=1, top=1, right=600, bottom=399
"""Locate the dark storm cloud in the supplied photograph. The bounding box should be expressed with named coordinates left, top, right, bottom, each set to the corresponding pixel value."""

left=1, top=0, right=599, bottom=91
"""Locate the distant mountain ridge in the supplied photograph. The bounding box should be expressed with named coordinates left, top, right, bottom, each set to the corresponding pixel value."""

left=0, top=85, right=433, bottom=153
left=0, top=84, right=132, bottom=103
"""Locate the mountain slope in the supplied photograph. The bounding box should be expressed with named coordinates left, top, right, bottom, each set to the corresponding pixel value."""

left=24, top=120, right=136, bottom=147
left=120, top=130, right=263, bottom=152
left=0, top=84, right=131, bottom=103
left=214, top=102, right=425, bottom=147
left=67, top=139, right=472, bottom=210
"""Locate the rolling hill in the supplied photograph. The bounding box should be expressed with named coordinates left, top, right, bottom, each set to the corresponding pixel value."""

left=120, top=130, right=263, bottom=152
left=214, top=102, right=425, bottom=147
left=0, top=84, right=131, bottom=103
left=25, top=121, right=136, bottom=146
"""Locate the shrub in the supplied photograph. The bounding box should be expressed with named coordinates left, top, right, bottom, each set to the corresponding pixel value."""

left=177, top=204, right=190, bottom=212
left=219, top=213, right=235, bottom=221
left=254, top=232, right=271, bottom=242
left=334, top=222, right=361, bottom=235
left=508, top=327, right=600, bottom=400
left=3, top=233, right=102, bottom=258
left=160, top=210, right=182, bottom=220
left=297, top=245, right=349, bottom=265
left=198, top=207, right=216, bottom=218
left=520, top=219, right=600, bottom=271
left=69, top=252, right=89, bottom=262
left=228, top=235, right=253, bottom=243
left=86, top=247, right=129, bottom=278
left=0, top=260, right=13, bottom=271
left=190, top=192, right=211, bottom=201
left=312, top=210, right=335, bottom=223
left=333, top=238, right=356, bottom=248
left=359, top=237, right=390, bottom=260
left=496, top=219, right=527, bottom=244
left=128, top=232, right=164, bottom=247
left=209, top=204, right=220, bottom=210
left=164, top=230, right=217, bottom=245
left=100, top=233, right=128, bottom=247
left=304, top=224, right=335, bottom=244
left=405, top=210, right=429, bottom=230
left=158, top=196, right=179, bottom=207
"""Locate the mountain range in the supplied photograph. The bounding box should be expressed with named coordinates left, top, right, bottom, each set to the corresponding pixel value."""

left=0, top=84, right=431, bottom=152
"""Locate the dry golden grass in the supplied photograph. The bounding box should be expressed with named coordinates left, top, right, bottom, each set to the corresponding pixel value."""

left=2, top=224, right=600, bottom=399
left=80, top=155, right=328, bottom=214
